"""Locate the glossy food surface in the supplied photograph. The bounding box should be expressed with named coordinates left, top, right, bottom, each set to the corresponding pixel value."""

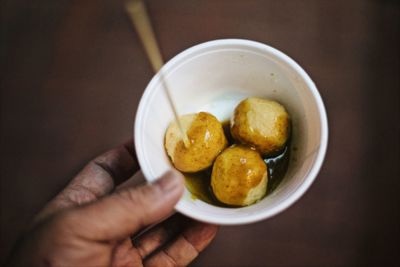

left=184, top=122, right=290, bottom=207
left=211, top=145, right=268, bottom=206
left=231, top=97, right=290, bottom=155
left=165, top=112, right=227, bottom=172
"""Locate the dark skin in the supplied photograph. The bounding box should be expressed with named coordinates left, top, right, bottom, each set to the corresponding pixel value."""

left=6, top=140, right=218, bottom=266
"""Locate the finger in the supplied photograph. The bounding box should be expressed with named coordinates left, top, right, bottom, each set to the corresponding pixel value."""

left=144, top=222, right=218, bottom=267
left=112, top=238, right=142, bottom=267
left=117, top=170, right=147, bottom=191
left=73, top=138, right=139, bottom=195
left=62, top=170, right=184, bottom=242
left=34, top=139, right=139, bottom=223
left=133, top=214, right=191, bottom=259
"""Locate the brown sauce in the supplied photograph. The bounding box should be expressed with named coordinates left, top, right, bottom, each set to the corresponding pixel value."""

left=183, top=121, right=291, bottom=207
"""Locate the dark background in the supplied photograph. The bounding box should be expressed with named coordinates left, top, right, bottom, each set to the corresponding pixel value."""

left=1, top=0, right=399, bottom=266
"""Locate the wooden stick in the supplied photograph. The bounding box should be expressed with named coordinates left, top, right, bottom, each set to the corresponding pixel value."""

left=125, top=0, right=190, bottom=148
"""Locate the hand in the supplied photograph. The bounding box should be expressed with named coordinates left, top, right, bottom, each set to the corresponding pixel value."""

left=7, top=140, right=218, bottom=266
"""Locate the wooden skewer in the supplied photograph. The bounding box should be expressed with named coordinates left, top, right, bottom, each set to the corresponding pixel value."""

left=125, top=0, right=190, bottom=148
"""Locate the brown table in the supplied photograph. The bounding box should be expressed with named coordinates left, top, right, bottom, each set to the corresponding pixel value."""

left=1, top=0, right=399, bottom=266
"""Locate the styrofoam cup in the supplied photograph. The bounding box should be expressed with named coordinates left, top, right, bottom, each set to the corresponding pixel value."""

left=134, top=39, right=328, bottom=225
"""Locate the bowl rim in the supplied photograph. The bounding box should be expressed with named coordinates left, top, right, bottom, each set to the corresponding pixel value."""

left=134, top=38, right=329, bottom=225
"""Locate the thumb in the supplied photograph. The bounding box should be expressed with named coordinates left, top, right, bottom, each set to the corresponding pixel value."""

left=61, top=170, right=184, bottom=241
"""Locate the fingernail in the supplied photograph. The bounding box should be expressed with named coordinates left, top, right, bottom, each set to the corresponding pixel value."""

left=155, top=170, right=183, bottom=193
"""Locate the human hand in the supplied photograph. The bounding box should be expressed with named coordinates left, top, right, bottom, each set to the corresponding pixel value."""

left=7, top=140, right=218, bottom=266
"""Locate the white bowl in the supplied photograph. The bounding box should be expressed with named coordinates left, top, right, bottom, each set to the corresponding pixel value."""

left=134, top=39, right=328, bottom=225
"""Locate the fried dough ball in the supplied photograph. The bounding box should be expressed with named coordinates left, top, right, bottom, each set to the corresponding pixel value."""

left=165, top=112, right=227, bottom=172
left=211, top=145, right=268, bottom=206
left=231, top=97, right=290, bottom=155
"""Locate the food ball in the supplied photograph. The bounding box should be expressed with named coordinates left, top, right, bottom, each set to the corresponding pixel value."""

left=165, top=112, right=227, bottom=172
left=231, top=97, right=290, bottom=155
left=211, top=145, right=268, bottom=206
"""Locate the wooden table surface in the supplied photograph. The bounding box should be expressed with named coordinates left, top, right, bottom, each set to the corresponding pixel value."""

left=1, top=0, right=399, bottom=266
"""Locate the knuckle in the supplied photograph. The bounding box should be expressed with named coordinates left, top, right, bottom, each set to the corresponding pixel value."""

left=144, top=252, right=177, bottom=267
left=163, top=251, right=179, bottom=267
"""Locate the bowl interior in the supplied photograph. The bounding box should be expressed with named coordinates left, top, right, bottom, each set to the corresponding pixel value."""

left=135, top=40, right=327, bottom=225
